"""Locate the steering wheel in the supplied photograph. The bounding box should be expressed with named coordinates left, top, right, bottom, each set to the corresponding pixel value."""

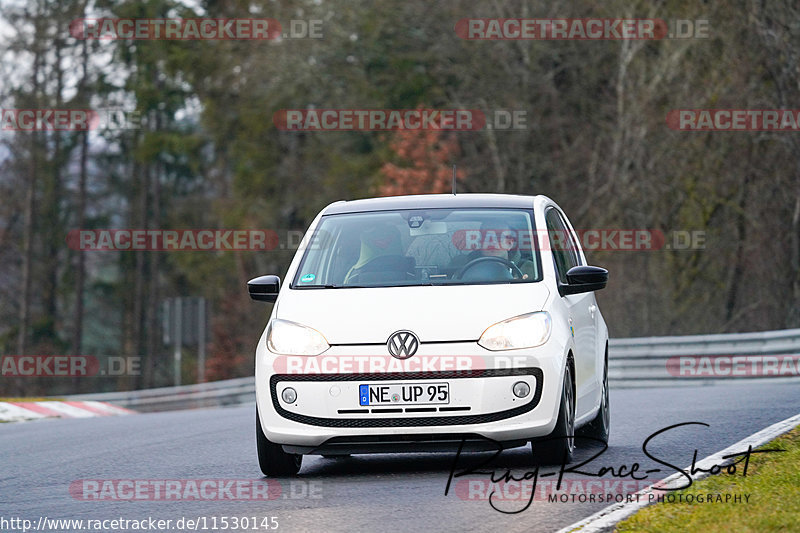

left=455, top=256, right=523, bottom=280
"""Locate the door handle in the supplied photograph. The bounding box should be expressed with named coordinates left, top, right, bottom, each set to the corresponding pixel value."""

left=588, top=304, right=596, bottom=318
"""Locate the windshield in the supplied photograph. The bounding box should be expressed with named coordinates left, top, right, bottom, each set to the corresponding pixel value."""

left=292, top=208, right=541, bottom=288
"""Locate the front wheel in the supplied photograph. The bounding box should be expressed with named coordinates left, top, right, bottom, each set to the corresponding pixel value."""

left=256, top=407, right=302, bottom=476
left=531, top=362, right=575, bottom=465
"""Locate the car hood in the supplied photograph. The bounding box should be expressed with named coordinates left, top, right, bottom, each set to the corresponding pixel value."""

left=274, top=283, right=551, bottom=344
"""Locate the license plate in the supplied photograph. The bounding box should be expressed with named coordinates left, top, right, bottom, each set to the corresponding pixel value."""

left=359, top=383, right=449, bottom=406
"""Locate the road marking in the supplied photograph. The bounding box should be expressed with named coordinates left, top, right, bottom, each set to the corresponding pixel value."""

left=37, top=401, right=97, bottom=418
left=63, top=400, right=113, bottom=416
left=79, top=400, right=136, bottom=415
left=9, top=401, right=64, bottom=418
left=557, top=411, right=800, bottom=533
left=0, top=400, right=136, bottom=422
left=0, top=402, right=48, bottom=421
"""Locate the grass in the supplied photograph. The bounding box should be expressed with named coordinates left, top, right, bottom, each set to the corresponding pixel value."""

left=615, top=426, right=800, bottom=532
left=0, top=397, right=62, bottom=402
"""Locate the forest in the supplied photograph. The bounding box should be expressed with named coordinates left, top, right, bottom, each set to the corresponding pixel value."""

left=1, top=0, right=799, bottom=394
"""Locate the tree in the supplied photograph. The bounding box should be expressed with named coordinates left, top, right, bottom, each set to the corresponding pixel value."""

left=379, top=128, right=464, bottom=196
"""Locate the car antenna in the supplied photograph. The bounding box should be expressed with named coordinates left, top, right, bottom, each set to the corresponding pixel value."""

left=452, top=164, right=457, bottom=195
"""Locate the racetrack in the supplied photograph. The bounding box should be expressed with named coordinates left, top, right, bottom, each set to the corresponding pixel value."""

left=3, top=381, right=799, bottom=533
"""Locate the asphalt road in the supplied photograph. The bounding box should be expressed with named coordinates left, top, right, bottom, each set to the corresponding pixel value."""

left=2, top=382, right=799, bottom=533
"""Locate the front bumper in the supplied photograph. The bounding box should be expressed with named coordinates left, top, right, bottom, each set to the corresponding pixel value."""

left=255, top=341, right=566, bottom=451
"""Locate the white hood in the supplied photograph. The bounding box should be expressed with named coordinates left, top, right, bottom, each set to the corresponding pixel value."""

left=275, top=283, right=550, bottom=344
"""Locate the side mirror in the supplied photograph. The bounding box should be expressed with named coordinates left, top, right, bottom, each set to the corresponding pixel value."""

left=248, top=275, right=281, bottom=303
left=561, top=266, right=608, bottom=296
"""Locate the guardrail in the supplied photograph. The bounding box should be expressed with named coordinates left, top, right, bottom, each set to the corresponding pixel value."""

left=67, top=376, right=255, bottom=413
left=609, top=328, right=800, bottom=387
left=67, top=328, right=800, bottom=411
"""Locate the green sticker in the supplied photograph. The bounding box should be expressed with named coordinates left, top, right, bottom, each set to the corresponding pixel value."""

left=300, top=273, right=316, bottom=283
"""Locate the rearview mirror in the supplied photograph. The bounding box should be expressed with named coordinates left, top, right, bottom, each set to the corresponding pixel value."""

left=248, top=275, right=280, bottom=302
left=561, top=266, right=608, bottom=295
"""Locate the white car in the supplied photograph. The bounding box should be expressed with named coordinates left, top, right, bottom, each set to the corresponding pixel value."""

left=249, top=194, right=609, bottom=476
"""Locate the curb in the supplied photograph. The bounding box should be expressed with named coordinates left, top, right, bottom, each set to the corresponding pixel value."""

left=0, top=400, right=136, bottom=423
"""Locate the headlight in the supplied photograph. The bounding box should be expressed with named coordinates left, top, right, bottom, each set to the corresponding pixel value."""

left=266, top=319, right=329, bottom=355
left=478, top=312, right=552, bottom=351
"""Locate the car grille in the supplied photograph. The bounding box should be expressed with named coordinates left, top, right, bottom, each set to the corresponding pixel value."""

left=269, top=367, right=543, bottom=428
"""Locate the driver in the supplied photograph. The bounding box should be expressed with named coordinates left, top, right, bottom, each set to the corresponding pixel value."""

left=453, top=220, right=536, bottom=280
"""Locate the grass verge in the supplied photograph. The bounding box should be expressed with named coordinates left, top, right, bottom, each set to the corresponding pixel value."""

left=615, top=426, right=800, bottom=532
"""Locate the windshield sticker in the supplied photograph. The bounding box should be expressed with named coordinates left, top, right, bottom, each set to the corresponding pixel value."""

left=300, top=273, right=316, bottom=283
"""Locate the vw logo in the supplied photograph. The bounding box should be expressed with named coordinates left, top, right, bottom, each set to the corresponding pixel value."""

left=387, top=330, right=419, bottom=359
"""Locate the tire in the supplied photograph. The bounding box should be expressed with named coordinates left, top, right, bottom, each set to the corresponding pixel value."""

left=531, top=362, right=575, bottom=465
left=256, top=407, right=302, bottom=476
left=578, top=347, right=610, bottom=444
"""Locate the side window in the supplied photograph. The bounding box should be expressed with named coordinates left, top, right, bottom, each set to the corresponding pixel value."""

left=545, top=208, right=580, bottom=284
left=559, top=212, right=583, bottom=267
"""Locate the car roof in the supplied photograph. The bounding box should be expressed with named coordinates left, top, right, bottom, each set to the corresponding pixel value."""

left=322, top=193, right=548, bottom=215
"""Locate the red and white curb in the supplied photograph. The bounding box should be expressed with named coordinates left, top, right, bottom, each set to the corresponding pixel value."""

left=0, top=400, right=135, bottom=422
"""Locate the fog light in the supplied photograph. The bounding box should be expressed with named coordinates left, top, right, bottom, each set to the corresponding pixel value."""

left=282, top=387, right=297, bottom=403
left=513, top=381, right=530, bottom=398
